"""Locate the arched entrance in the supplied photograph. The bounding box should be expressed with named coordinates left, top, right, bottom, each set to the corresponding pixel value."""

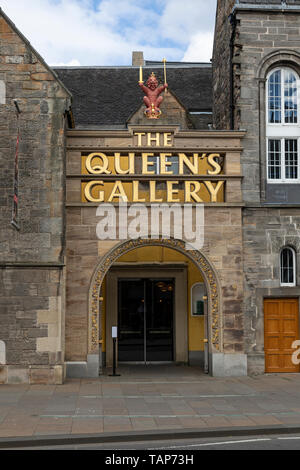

left=88, top=238, right=222, bottom=372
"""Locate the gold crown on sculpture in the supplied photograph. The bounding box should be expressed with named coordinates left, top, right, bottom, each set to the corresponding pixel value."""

left=146, top=72, right=158, bottom=87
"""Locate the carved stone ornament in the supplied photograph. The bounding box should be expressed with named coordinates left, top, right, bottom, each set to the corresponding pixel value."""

left=89, top=238, right=222, bottom=354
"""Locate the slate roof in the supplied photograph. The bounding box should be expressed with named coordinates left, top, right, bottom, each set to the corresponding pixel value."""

left=53, top=65, right=212, bottom=129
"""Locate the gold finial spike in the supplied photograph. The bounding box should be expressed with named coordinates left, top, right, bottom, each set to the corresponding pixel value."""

left=139, top=65, right=143, bottom=83
left=162, top=58, right=167, bottom=91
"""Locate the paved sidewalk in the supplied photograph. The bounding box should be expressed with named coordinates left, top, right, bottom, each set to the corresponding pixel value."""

left=1, top=365, right=300, bottom=439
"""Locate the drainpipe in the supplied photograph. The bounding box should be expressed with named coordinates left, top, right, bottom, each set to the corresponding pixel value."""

left=229, top=12, right=237, bottom=130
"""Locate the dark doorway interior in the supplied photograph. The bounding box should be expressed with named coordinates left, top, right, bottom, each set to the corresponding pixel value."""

left=118, top=278, right=174, bottom=363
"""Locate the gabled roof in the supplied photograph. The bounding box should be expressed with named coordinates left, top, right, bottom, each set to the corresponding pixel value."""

left=0, top=7, right=72, bottom=99
left=54, top=65, right=212, bottom=129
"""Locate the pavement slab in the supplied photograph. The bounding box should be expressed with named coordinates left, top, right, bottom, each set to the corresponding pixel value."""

left=1, top=366, right=300, bottom=440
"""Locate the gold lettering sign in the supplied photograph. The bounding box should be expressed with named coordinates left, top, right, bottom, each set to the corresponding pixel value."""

left=85, top=153, right=110, bottom=175
left=83, top=152, right=222, bottom=176
left=81, top=136, right=226, bottom=204
left=84, top=180, right=104, bottom=202
left=82, top=180, right=225, bottom=203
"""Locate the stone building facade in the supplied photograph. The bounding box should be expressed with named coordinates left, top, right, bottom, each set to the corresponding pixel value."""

left=0, top=1, right=300, bottom=383
left=0, top=9, right=71, bottom=384
left=214, top=0, right=300, bottom=374
left=63, top=126, right=246, bottom=378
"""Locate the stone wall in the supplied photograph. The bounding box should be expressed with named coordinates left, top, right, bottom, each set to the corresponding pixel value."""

left=214, top=5, right=300, bottom=202
left=65, top=206, right=245, bottom=361
left=0, top=12, right=70, bottom=384
left=243, top=208, right=300, bottom=374
left=233, top=8, right=300, bottom=374
left=213, top=0, right=236, bottom=130
left=234, top=10, right=300, bottom=202
left=238, top=1, right=300, bottom=5
left=213, top=3, right=300, bottom=376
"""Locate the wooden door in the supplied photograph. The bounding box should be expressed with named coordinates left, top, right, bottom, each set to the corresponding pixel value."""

left=264, top=298, right=299, bottom=373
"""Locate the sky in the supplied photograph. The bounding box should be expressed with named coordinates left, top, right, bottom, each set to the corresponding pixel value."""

left=0, top=0, right=217, bottom=66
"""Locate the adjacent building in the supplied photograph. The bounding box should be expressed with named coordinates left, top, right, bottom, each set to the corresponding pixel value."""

left=0, top=1, right=299, bottom=384
left=214, top=0, right=300, bottom=374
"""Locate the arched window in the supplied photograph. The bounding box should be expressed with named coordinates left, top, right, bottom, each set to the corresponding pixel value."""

left=280, top=247, right=296, bottom=286
left=266, top=67, right=300, bottom=182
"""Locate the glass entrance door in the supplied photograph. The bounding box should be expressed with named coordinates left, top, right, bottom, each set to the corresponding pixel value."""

left=118, top=278, right=174, bottom=363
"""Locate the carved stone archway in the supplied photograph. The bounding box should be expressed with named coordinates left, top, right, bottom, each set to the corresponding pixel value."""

left=88, top=238, right=223, bottom=357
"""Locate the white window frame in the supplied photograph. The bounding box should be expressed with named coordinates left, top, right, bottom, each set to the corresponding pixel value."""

left=266, top=137, right=300, bottom=183
left=266, top=67, right=300, bottom=183
left=280, top=247, right=296, bottom=287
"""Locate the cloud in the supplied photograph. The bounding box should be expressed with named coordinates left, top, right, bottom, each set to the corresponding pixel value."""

left=51, top=59, right=81, bottom=67
left=182, top=32, right=214, bottom=62
left=160, top=0, right=216, bottom=43
left=0, top=0, right=217, bottom=66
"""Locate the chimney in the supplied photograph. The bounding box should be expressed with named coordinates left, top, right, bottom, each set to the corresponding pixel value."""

left=132, top=51, right=144, bottom=66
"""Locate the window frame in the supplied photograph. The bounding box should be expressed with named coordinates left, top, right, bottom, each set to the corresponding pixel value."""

left=280, top=246, right=296, bottom=287
left=266, top=67, right=300, bottom=184
left=267, top=67, right=299, bottom=127
left=266, top=136, right=300, bottom=183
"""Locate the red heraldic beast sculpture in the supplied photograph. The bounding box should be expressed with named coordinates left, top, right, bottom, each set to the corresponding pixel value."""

left=139, top=72, right=168, bottom=119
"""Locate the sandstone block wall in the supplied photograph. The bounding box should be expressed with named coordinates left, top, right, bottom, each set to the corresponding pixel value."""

left=213, top=0, right=235, bottom=131
left=234, top=10, right=300, bottom=202
left=213, top=3, right=300, bottom=375
left=0, top=12, right=70, bottom=383
left=65, top=129, right=246, bottom=363
left=243, top=208, right=300, bottom=373
left=234, top=10, right=300, bottom=373
left=65, top=205, right=245, bottom=361
left=215, top=6, right=300, bottom=202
